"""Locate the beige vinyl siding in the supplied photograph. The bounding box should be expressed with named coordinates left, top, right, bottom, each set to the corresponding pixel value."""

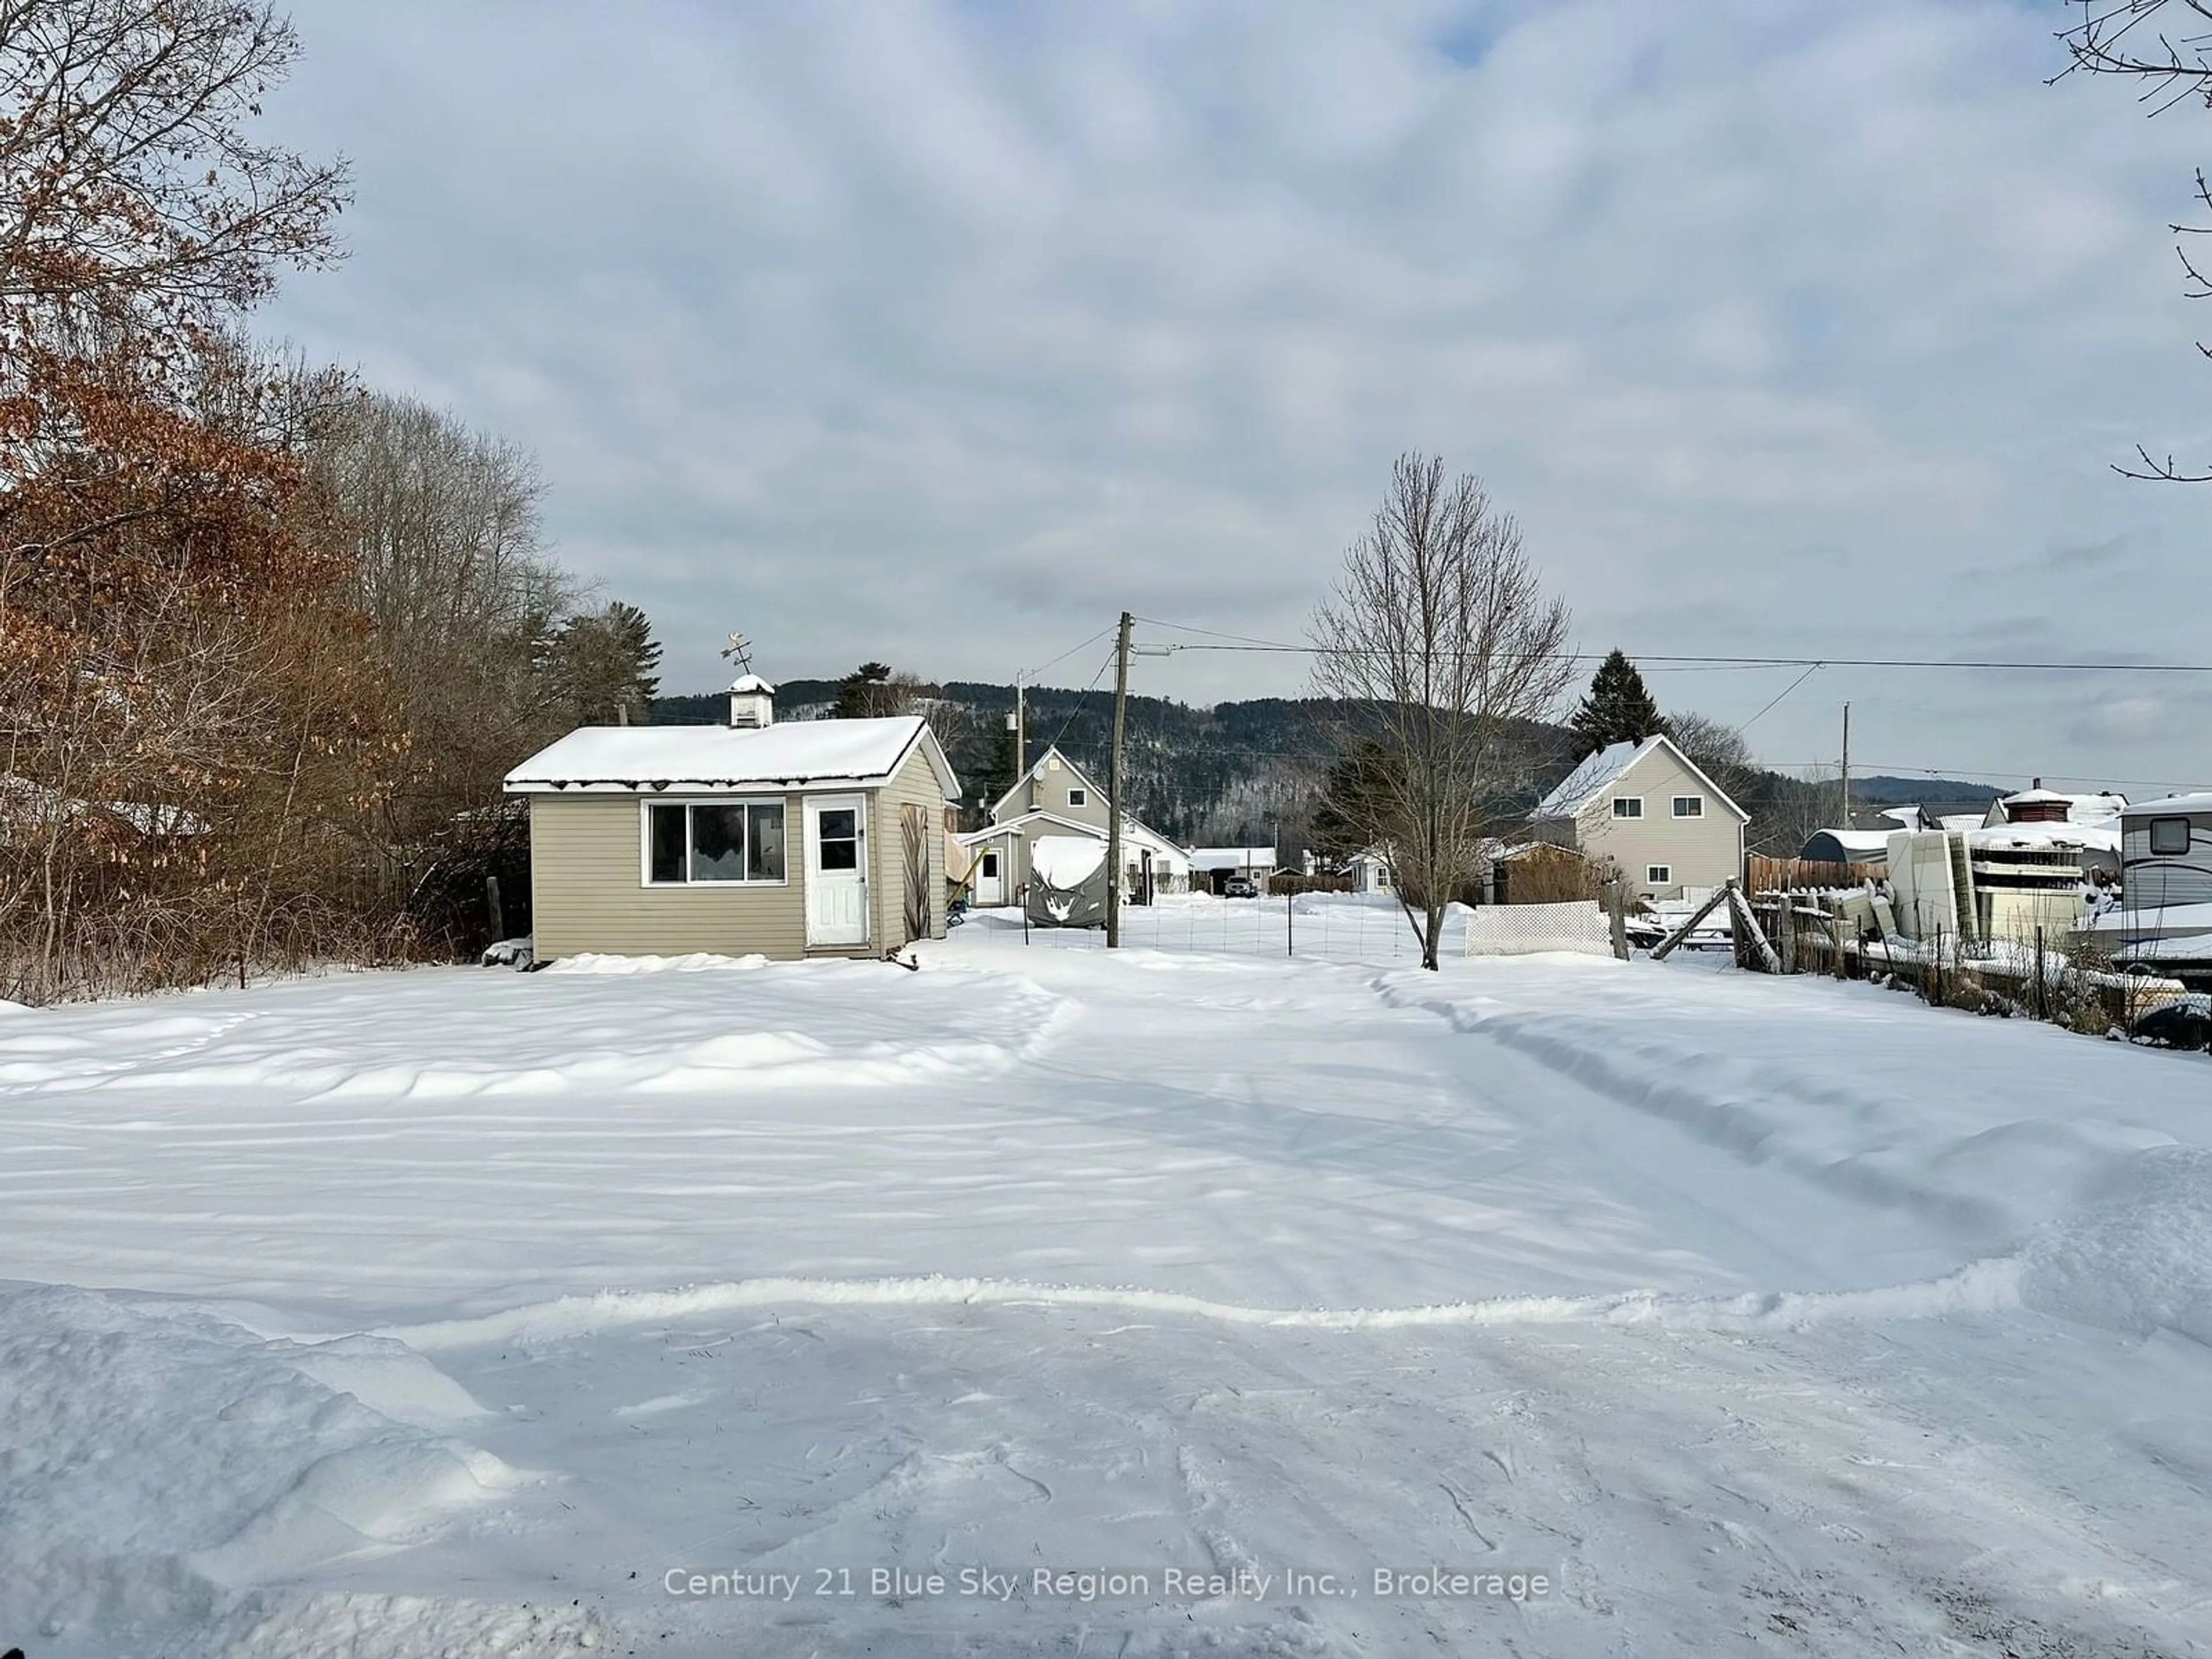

left=997, top=751, right=1108, bottom=831
left=1574, top=745, right=1744, bottom=900
left=529, top=791, right=805, bottom=959
left=869, top=741, right=953, bottom=948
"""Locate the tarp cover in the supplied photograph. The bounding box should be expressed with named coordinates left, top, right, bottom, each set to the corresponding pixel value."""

left=1027, top=835, right=1109, bottom=929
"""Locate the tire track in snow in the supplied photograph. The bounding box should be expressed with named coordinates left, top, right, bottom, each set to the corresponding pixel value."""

left=1370, top=975, right=2026, bottom=1239
left=374, top=1259, right=2026, bottom=1351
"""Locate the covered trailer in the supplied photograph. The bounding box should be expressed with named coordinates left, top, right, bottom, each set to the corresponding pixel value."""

left=1025, top=835, right=1109, bottom=929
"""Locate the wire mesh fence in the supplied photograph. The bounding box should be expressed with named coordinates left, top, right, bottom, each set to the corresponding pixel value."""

left=949, top=892, right=1434, bottom=967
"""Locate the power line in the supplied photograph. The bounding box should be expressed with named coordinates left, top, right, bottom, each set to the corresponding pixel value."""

left=1738, top=664, right=1823, bottom=731
left=1021, top=625, right=1116, bottom=683
left=1029, top=643, right=1121, bottom=764
left=1152, top=643, right=2212, bottom=672
left=1126, top=620, right=2212, bottom=673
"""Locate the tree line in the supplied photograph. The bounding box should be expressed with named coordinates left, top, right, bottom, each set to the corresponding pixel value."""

left=0, top=0, right=659, bottom=1001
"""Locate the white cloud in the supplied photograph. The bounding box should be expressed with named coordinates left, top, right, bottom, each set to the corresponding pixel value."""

left=260, top=0, right=2212, bottom=786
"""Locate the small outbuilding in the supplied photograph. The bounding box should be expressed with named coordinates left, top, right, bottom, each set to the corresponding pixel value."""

left=503, top=679, right=960, bottom=961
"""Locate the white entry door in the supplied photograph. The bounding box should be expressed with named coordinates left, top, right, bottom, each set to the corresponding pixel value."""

left=973, top=846, right=1005, bottom=906
left=804, top=795, right=869, bottom=947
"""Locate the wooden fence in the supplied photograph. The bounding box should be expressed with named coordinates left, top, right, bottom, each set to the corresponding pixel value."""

left=1745, top=855, right=1879, bottom=894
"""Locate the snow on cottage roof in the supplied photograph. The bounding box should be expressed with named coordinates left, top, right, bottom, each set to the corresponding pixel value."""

left=503, top=716, right=955, bottom=796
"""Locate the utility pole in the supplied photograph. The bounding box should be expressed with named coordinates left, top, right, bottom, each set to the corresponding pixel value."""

left=1013, top=673, right=1026, bottom=781
left=1106, top=612, right=1132, bottom=949
left=1840, top=702, right=1851, bottom=830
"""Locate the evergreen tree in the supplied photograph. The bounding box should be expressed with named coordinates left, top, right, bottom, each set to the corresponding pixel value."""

left=1567, top=649, right=1662, bottom=758
left=1310, top=741, right=1399, bottom=857
left=548, top=600, right=662, bottom=724
left=831, top=661, right=897, bottom=719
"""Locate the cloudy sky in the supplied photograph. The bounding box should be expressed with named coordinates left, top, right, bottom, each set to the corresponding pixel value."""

left=261, top=0, right=2211, bottom=791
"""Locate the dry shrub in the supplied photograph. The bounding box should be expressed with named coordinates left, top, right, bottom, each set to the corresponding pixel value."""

left=1496, top=844, right=1601, bottom=905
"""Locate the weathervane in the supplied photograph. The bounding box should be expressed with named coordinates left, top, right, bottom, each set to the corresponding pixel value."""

left=720, top=631, right=755, bottom=675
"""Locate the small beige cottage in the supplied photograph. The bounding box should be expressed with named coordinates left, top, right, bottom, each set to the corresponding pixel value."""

left=1528, top=733, right=1748, bottom=901
left=503, top=677, right=960, bottom=961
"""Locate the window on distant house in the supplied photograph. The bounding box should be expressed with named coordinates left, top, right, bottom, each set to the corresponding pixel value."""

left=1612, top=797, right=1643, bottom=819
left=1646, top=864, right=1672, bottom=886
left=2150, top=816, right=2192, bottom=856
left=1673, top=796, right=1703, bottom=817
left=1068, top=788, right=1086, bottom=807
left=643, top=800, right=787, bottom=885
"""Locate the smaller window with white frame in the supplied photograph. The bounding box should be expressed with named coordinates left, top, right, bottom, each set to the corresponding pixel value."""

left=1068, top=788, right=1086, bottom=808
left=2149, top=816, right=2192, bottom=856
left=1612, top=796, right=1643, bottom=819
left=1672, top=796, right=1702, bottom=817
left=1646, top=864, right=1671, bottom=885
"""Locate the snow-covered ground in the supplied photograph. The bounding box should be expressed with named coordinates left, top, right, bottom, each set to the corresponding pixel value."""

left=3, top=897, right=2210, bottom=1657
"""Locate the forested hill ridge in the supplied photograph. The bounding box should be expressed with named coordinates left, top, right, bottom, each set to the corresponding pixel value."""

left=653, top=681, right=1345, bottom=843
left=649, top=683, right=2005, bottom=853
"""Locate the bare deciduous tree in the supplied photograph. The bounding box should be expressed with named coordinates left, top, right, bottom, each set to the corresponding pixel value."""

left=1309, top=454, right=1574, bottom=970
left=2055, top=0, right=2212, bottom=478
left=1665, top=710, right=1760, bottom=804
left=2057, top=0, right=2212, bottom=107
left=0, top=5, right=395, bottom=1002
left=0, top=0, right=347, bottom=332
left=309, top=391, right=575, bottom=891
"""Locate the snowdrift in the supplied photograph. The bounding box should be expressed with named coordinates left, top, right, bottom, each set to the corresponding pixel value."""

left=0, top=1286, right=532, bottom=1656
left=2019, top=1145, right=2212, bottom=1345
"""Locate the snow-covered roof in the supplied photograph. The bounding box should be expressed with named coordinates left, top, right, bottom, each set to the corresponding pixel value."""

left=728, top=674, right=776, bottom=694
left=1535, top=739, right=1637, bottom=819
left=1532, top=734, right=1751, bottom=823
left=957, top=809, right=1188, bottom=866
left=1969, top=821, right=2121, bottom=855
left=1809, top=828, right=1893, bottom=857
left=0, top=775, right=209, bottom=836
left=504, top=717, right=958, bottom=798
left=2124, top=792, right=2212, bottom=818
left=1189, top=846, right=1277, bottom=870
left=1988, top=789, right=2127, bottom=827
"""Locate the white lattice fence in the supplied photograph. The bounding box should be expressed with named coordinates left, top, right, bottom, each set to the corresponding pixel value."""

left=1463, top=900, right=1613, bottom=957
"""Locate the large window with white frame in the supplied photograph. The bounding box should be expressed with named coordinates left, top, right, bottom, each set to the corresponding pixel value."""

left=1612, top=796, right=1643, bottom=819
left=1646, top=864, right=1672, bottom=886
left=1673, top=796, right=1703, bottom=817
left=643, top=799, right=787, bottom=885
